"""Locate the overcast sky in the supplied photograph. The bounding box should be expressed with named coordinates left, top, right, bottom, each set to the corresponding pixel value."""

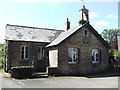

left=0, top=0, right=119, bottom=44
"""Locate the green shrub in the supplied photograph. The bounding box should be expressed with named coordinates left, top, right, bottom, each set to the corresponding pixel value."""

left=111, top=50, right=120, bottom=70
left=78, top=19, right=86, bottom=25
left=0, top=63, right=2, bottom=69
left=11, top=66, right=34, bottom=79
left=0, top=43, right=6, bottom=69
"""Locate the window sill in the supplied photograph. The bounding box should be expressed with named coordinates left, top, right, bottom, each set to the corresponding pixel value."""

left=92, top=61, right=100, bottom=64
left=20, top=59, right=29, bottom=61
left=68, top=62, right=77, bottom=64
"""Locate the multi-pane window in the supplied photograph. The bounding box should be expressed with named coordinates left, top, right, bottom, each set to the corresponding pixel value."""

left=68, top=48, right=78, bottom=64
left=38, top=46, right=44, bottom=59
left=92, top=49, right=101, bottom=63
left=21, top=46, right=29, bottom=60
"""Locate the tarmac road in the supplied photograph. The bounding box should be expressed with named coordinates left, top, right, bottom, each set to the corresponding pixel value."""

left=1, top=73, right=119, bottom=88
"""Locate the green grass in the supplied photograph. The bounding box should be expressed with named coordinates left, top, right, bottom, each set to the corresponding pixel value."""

left=0, top=69, right=12, bottom=79
left=0, top=69, right=5, bottom=73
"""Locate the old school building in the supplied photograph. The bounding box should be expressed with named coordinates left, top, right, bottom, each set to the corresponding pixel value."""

left=5, top=5, right=111, bottom=75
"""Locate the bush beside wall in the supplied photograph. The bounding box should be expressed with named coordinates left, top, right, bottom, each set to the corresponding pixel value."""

left=11, top=66, right=34, bottom=79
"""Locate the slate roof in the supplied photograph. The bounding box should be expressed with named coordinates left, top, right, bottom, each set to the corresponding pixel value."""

left=46, top=25, right=82, bottom=47
left=5, top=24, right=64, bottom=43
left=46, top=22, right=111, bottom=48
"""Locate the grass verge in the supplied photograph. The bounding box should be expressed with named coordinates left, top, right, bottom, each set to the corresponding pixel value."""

left=0, top=69, right=5, bottom=73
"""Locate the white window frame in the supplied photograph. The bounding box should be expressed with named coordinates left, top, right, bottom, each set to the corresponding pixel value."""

left=38, top=46, right=44, bottom=59
left=92, top=49, right=100, bottom=63
left=21, top=45, right=29, bottom=60
left=68, top=48, right=78, bottom=64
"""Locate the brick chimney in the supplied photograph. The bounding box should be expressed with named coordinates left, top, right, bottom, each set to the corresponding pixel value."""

left=65, top=18, right=70, bottom=30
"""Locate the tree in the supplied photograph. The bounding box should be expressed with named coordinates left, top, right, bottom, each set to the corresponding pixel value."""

left=101, top=29, right=119, bottom=50
left=101, top=29, right=120, bottom=70
left=112, top=50, right=120, bottom=69
left=0, top=43, right=6, bottom=69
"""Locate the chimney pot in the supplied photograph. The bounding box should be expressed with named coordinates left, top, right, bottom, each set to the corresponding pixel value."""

left=66, top=18, right=70, bottom=31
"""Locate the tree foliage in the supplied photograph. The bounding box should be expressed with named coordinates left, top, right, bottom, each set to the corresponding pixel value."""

left=101, top=29, right=119, bottom=50
left=0, top=43, right=6, bottom=69
left=101, top=29, right=120, bottom=69
left=101, top=29, right=118, bottom=44
left=111, top=50, right=120, bottom=69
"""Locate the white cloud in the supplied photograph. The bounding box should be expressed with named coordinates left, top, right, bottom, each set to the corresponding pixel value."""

left=107, top=14, right=118, bottom=20
left=95, top=21, right=110, bottom=26
left=92, top=25, right=103, bottom=33
left=89, top=12, right=99, bottom=19
left=93, top=26, right=101, bottom=30
left=93, top=20, right=111, bottom=33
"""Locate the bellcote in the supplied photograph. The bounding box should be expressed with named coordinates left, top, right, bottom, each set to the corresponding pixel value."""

left=79, top=5, right=89, bottom=25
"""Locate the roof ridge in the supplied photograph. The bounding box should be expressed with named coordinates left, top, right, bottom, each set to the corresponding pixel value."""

left=6, top=24, right=64, bottom=32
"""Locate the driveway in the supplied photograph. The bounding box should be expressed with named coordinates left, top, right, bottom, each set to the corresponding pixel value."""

left=1, top=73, right=119, bottom=88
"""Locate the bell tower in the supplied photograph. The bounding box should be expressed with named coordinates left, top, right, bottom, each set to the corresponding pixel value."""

left=79, top=5, right=89, bottom=25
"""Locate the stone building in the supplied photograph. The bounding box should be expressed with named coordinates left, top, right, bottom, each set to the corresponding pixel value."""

left=47, top=6, right=110, bottom=75
left=5, top=5, right=110, bottom=75
left=5, top=24, right=63, bottom=72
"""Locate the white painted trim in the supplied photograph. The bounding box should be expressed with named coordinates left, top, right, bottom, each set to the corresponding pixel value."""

left=20, top=45, right=29, bottom=60
left=38, top=46, right=44, bottom=59
left=92, top=49, right=100, bottom=64
left=68, top=48, right=78, bottom=64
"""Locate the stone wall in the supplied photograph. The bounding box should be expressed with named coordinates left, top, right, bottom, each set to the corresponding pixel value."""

left=48, top=27, right=110, bottom=75
left=6, top=41, right=49, bottom=72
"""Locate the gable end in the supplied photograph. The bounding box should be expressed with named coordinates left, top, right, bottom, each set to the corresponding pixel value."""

left=87, top=24, right=111, bottom=49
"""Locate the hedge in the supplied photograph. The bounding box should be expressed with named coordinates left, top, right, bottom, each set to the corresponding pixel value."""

left=0, top=63, right=2, bottom=69
left=11, top=66, right=34, bottom=79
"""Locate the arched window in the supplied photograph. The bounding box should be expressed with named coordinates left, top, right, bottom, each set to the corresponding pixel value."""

left=92, top=49, right=101, bottom=63
left=21, top=45, right=29, bottom=60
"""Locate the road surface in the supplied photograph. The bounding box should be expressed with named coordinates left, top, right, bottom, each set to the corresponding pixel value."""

left=1, top=73, right=119, bottom=88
